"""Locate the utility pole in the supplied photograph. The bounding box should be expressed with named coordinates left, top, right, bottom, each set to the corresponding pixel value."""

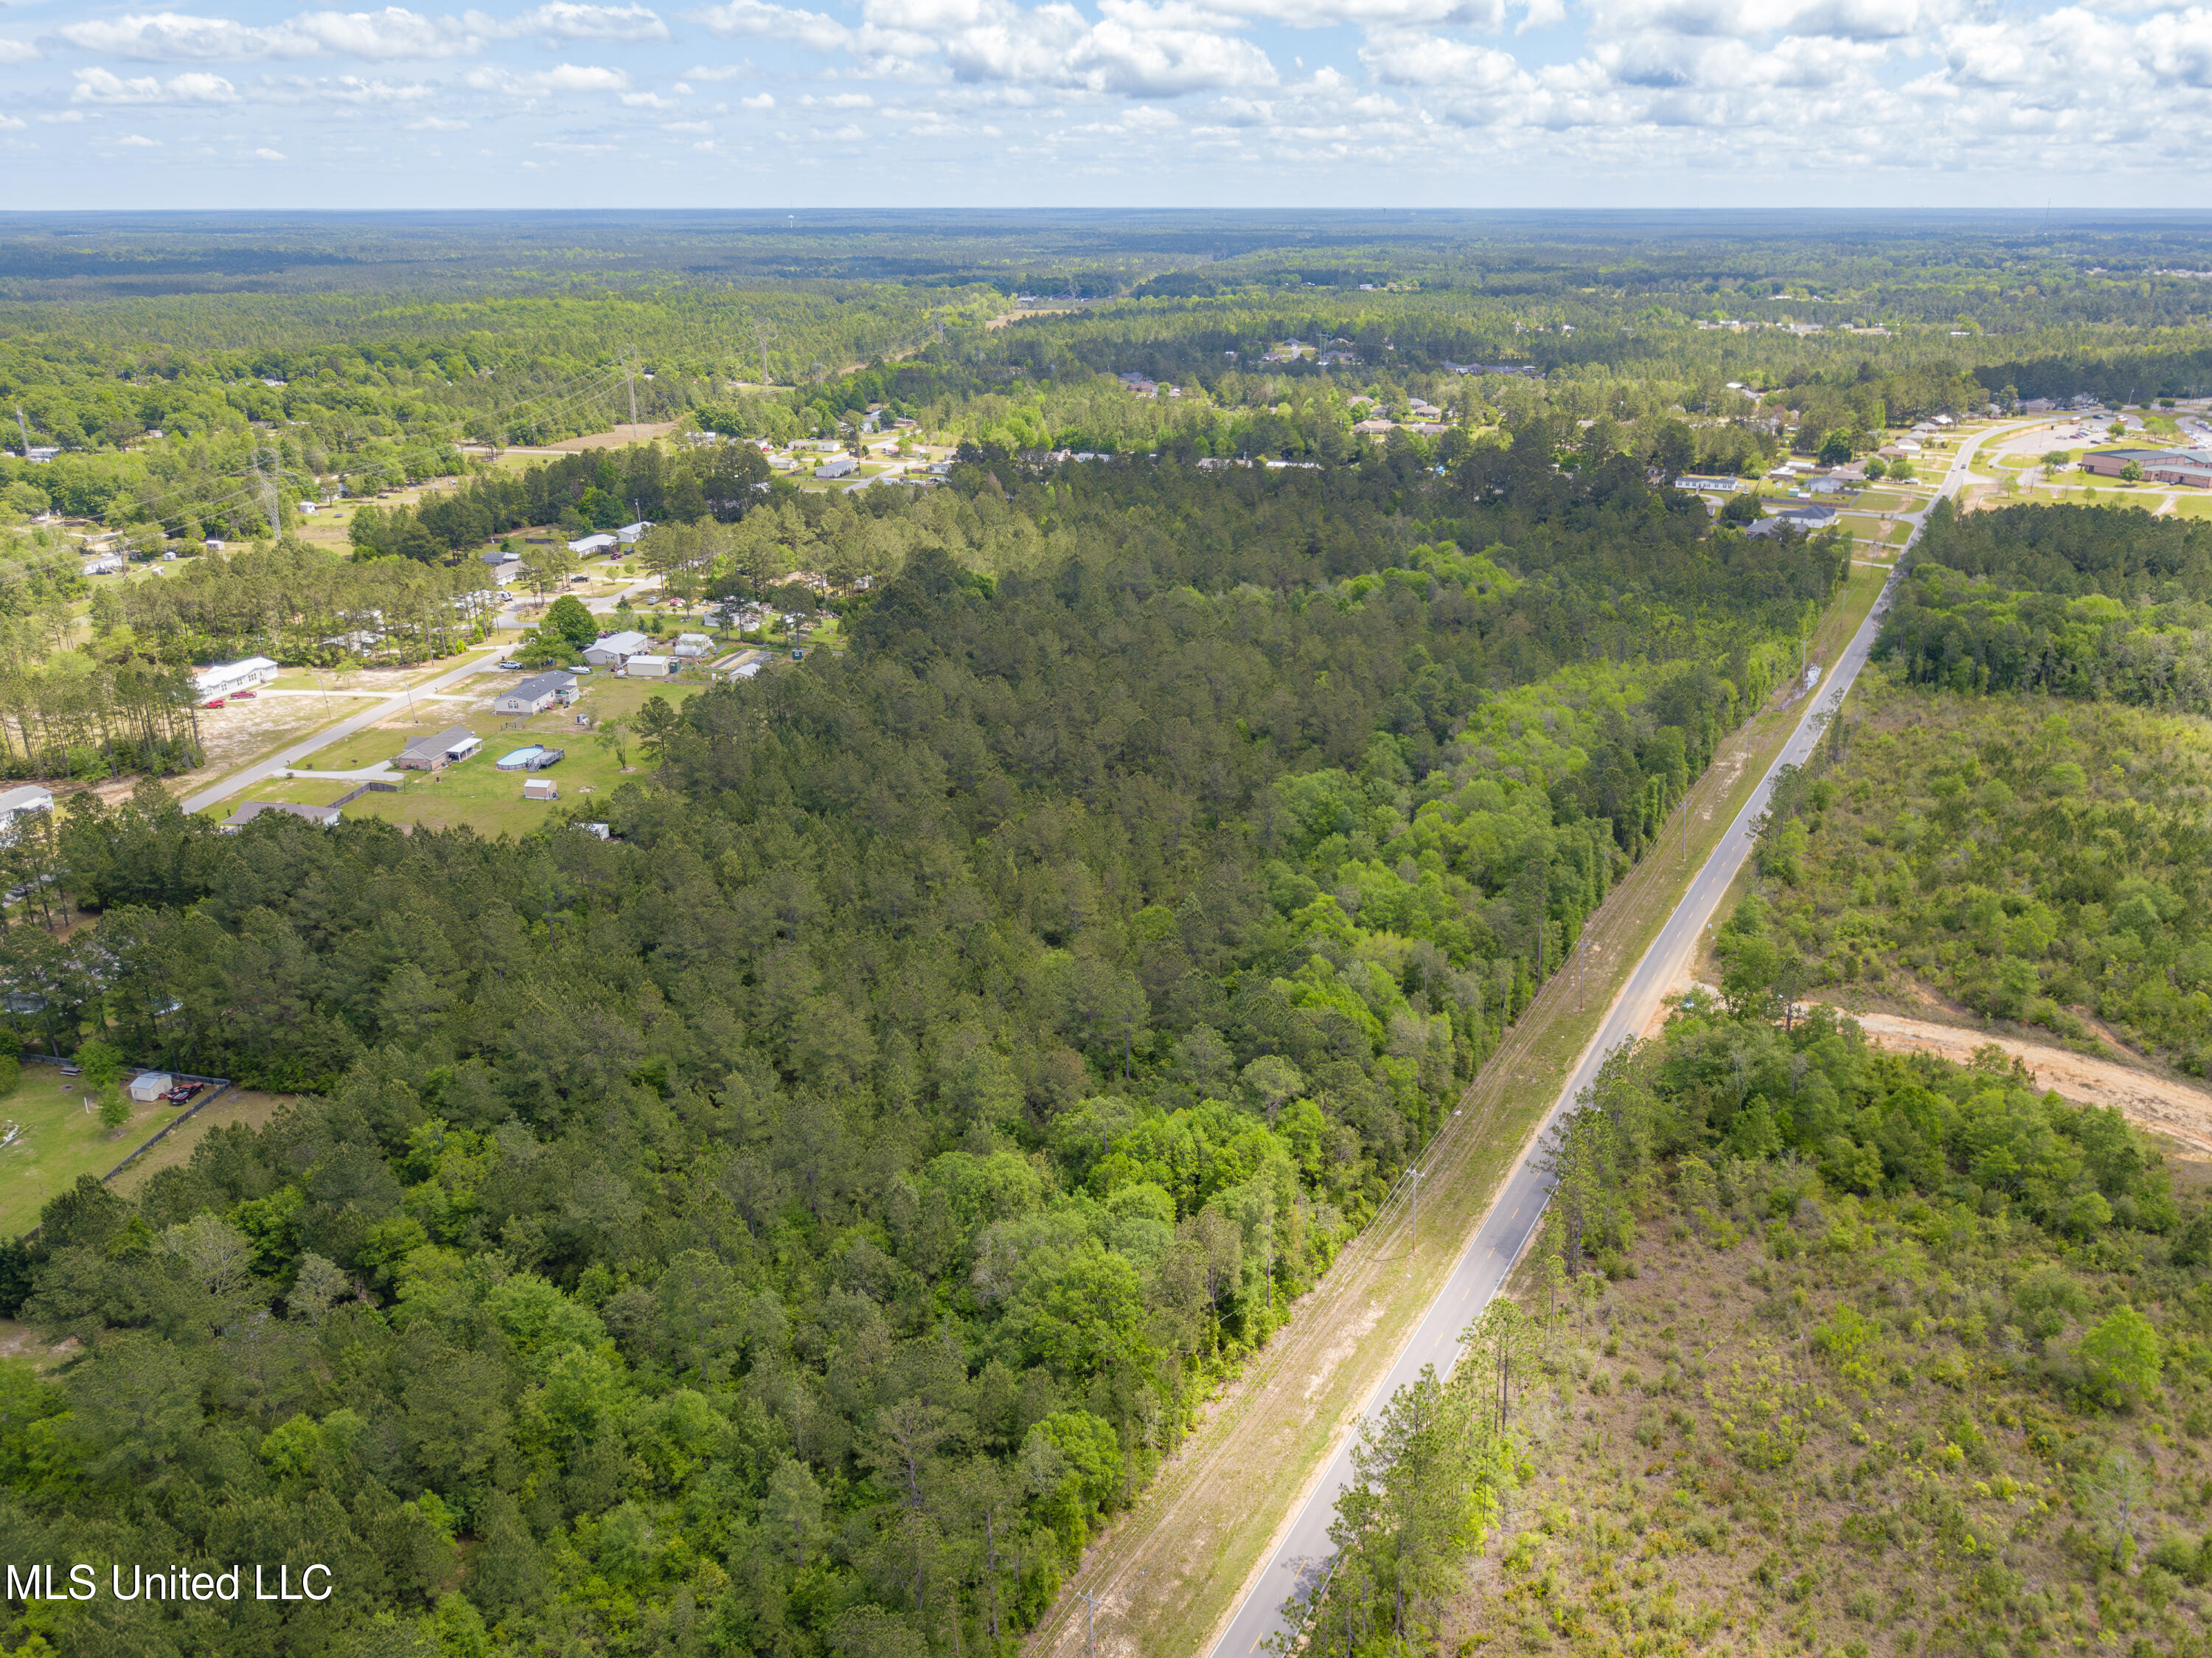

left=257, top=448, right=280, bottom=542
left=1408, top=1165, right=1422, bottom=1231
left=1074, top=1589, right=1103, bottom=1658
left=1263, top=1214, right=1273, bottom=1316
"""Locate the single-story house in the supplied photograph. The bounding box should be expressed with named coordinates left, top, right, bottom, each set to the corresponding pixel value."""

left=81, top=552, right=125, bottom=577
left=582, top=630, right=652, bottom=668
left=195, top=656, right=280, bottom=699
left=615, top=521, right=651, bottom=546
left=523, top=777, right=559, bottom=802
left=672, top=632, right=714, bottom=659
left=1745, top=505, right=1841, bottom=538
left=2080, top=448, right=2212, bottom=486
left=128, top=1072, right=174, bottom=1103
left=493, top=670, right=577, bottom=715
left=568, top=533, right=619, bottom=555
left=1808, top=476, right=1847, bottom=495
left=224, top=801, right=341, bottom=828
left=1674, top=475, right=1748, bottom=494
left=622, top=653, right=677, bottom=678
left=815, top=455, right=859, bottom=479
left=394, top=726, right=481, bottom=771
left=0, top=785, right=53, bottom=842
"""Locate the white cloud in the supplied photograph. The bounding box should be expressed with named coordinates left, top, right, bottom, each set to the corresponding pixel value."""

left=463, top=60, right=632, bottom=91
left=1360, top=27, right=1526, bottom=86
left=55, top=3, right=667, bottom=64
left=688, top=0, right=852, bottom=49
left=252, top=145, right=285, bottom=156
left=0, top=114, right=24, bottom=128
left=1209, top=0, right=1507, bottom=27
left=114, top=131, right=161, bottom=144
left=661, top=115, right=712, bottom=127
left=683, top=60, right=754, bottom=77
left=72, top=66, right=240, bottom=101
left=832, top=119, right=863, bottom=135
left=621, top=88, right=681, bottom=103
left=476, top=2, right=670, bottom=41
left=408, top=113, right=471, bottom=125
left=0, top=36, right=38, bottom=62
left=740, top=88, right=776, bottom=103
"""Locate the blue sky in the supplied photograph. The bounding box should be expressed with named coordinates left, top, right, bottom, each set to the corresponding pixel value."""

left=2, top=0, right=2209, bottom=208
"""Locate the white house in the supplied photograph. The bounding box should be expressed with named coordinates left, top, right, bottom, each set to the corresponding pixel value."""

left=622, top=653, right=677, bottom=678
left=672, top=632, right=713, bottom=659
left=0, top=785, right=53, bottom=842
left=194, top=656, right=280, bottom=699
left=80, top=552, right=125, bottom=577
left=567, top=533, right=618, bottom=556
left=815, top=456, right=858, bottom=480
left=615, top=521, right=651, bottom=546
left=493, top=670, right=578, bottom=715
left=582, top=630, right=652, bottom=668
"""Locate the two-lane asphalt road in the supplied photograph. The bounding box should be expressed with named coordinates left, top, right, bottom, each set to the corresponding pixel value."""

left=1206, top=420, right=2013, bottom=1658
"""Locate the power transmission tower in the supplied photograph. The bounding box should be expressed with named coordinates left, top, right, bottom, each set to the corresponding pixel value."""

left=257, top=448, right=280, bottom=542
left=751, top=319, right=773, bottom=389
left=12, top=407, right=28, bottom=459
left=1074, top=1589, right=1104, bottom=1658
left=623, top=347, right=640, bottom=433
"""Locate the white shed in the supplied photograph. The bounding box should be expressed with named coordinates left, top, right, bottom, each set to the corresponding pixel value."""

left=128, top=1072, right=174, bottom=1103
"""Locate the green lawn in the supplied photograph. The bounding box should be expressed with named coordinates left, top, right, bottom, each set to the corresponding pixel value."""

left=337, top=681, right=706, bottom=835
left=0, top=1066, right=185, bottom=1238
left=1854, top=490, right=1910, bottom=512
left=1888, top=519, right=1914, bottom=544
left=222, top=777, right=354, bottom=809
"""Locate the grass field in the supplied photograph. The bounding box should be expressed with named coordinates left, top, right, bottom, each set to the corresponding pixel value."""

left=1027, top=561, right=1896, bottom=1658
left=0, top=1067, right=184, bottom=1238
left=330, top=678, right=708, bottom=835
left=110, top=1086, right=290, bottom=1200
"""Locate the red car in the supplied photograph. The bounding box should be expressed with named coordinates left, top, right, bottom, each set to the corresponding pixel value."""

left=202, top=698, right=226, bottom=710
left=231, top=690, right=258, bottom=700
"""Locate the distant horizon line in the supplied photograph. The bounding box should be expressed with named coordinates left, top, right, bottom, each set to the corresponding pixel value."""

left=2, top=206, right=2210, bottom=221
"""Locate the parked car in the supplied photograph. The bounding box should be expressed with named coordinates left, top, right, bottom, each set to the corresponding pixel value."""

left=231, top=690, right=258, bottom=700
left=202, top=698, right=226, bottom=710
left=495, top=660, right=524, bottom=670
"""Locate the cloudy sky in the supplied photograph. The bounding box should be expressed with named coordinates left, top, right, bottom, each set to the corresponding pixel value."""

left=1, top=0, right=2208, bottom=207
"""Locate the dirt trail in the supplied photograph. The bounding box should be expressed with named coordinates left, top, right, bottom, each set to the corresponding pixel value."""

left=1644, top=977, right=2212, bottom=1159
left=1841, top=1010, right=2212, bottom=1157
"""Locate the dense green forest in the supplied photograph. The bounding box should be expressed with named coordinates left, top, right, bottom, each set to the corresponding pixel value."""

left=0, top=446, right=1841, bottom=1656
left=1881, top=503, right=2212, bottom=714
